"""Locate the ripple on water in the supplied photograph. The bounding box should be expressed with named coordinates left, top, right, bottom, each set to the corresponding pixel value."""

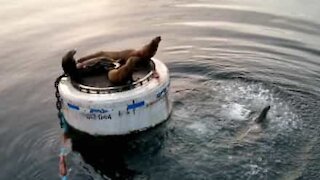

left=4, top=122, right=62, bottom=179
left=167, top=71, right=308, bottom=178
left=1, top=0, right=320, bottom=179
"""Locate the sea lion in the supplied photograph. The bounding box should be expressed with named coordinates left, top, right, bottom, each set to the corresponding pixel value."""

left=62, top=49, right=80, bottom=82
left=254, top=105, right=271, bottom=123
left=236, top=105, right=271, bottom=142
left=107, top=56, right=141, bottom=85
left=77, top=36, right=161, bottom=66
left=62, top=50, right=113, bottom=83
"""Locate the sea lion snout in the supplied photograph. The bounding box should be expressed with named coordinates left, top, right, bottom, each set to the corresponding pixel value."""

left=153, top=36, right=161, bottom=44
left=69, top=49, right=77, bottom=56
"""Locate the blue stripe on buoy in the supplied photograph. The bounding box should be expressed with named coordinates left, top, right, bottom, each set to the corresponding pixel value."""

left=127, top=101, right=145, bottom=110
left=67, top=103, right=79, bottom=110
left=90, top=108, right=108, bottom=113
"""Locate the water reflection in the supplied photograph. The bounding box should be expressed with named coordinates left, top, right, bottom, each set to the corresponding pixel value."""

left=68, top=122, right=167, bottom=179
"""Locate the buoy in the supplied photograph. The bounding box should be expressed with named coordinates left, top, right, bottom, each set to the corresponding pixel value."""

left=57, top=58, right=172, bottom=136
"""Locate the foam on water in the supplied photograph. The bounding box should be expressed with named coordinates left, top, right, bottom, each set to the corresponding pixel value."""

left=208, top=80, right=301, bottom=132
left=186, top=122, right=208, bottom=134
left=220, top=103, right=250, bottom=121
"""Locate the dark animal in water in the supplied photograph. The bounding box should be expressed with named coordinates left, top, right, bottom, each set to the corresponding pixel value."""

left=254, top=105, right=271, bottom=123
left=236, top=105, right=271, bottom=141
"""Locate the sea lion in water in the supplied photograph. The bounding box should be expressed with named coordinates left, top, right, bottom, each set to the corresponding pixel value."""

left=236, top=105, right=271, bottom=141
left=107, top=56, right=141, bottom=85
left=254, top=105, right=271, bottom=123
left=77, top=36, right=161, bottom=66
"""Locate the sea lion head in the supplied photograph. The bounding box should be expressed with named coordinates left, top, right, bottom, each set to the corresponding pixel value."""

left=62, top=50, right=80, bottom=81
left=141, top=36, right=161, bottom=59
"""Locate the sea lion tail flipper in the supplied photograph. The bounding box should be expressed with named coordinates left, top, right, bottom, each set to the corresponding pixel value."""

left=63, top=49, right=76, bottom=59
left=254, top=105, right=271, bottom=123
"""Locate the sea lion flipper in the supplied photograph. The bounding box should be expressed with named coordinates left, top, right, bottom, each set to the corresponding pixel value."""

left=254, top=105, right=271, bottom=123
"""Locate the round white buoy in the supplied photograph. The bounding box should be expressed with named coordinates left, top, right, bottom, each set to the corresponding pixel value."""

left=58, top=58, right=172, bottom=135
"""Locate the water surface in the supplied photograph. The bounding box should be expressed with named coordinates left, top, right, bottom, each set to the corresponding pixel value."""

left=1, top=0, right=320, bottom=179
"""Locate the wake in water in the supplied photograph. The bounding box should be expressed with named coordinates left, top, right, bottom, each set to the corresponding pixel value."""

left=170, top=73, right=304, bottom=161
left=235, top=105, right=271, bottom=142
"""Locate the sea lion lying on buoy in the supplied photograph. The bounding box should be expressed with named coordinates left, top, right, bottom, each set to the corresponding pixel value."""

left=62, top=50, right=113, bottom=83
left=107, top=56, right=141, bottom=85
left=77, top=36, right=161, bottom=67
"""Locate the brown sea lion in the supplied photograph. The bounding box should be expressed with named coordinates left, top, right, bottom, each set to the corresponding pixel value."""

left=107, top=56, right=141, bottom=85
left=77, top=36, right=161, bottom=66
left=236, top=105, right=271, bottom=142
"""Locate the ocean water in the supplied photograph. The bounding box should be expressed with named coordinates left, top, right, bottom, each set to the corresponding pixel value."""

left=0, top=0, right=320, bottom=179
